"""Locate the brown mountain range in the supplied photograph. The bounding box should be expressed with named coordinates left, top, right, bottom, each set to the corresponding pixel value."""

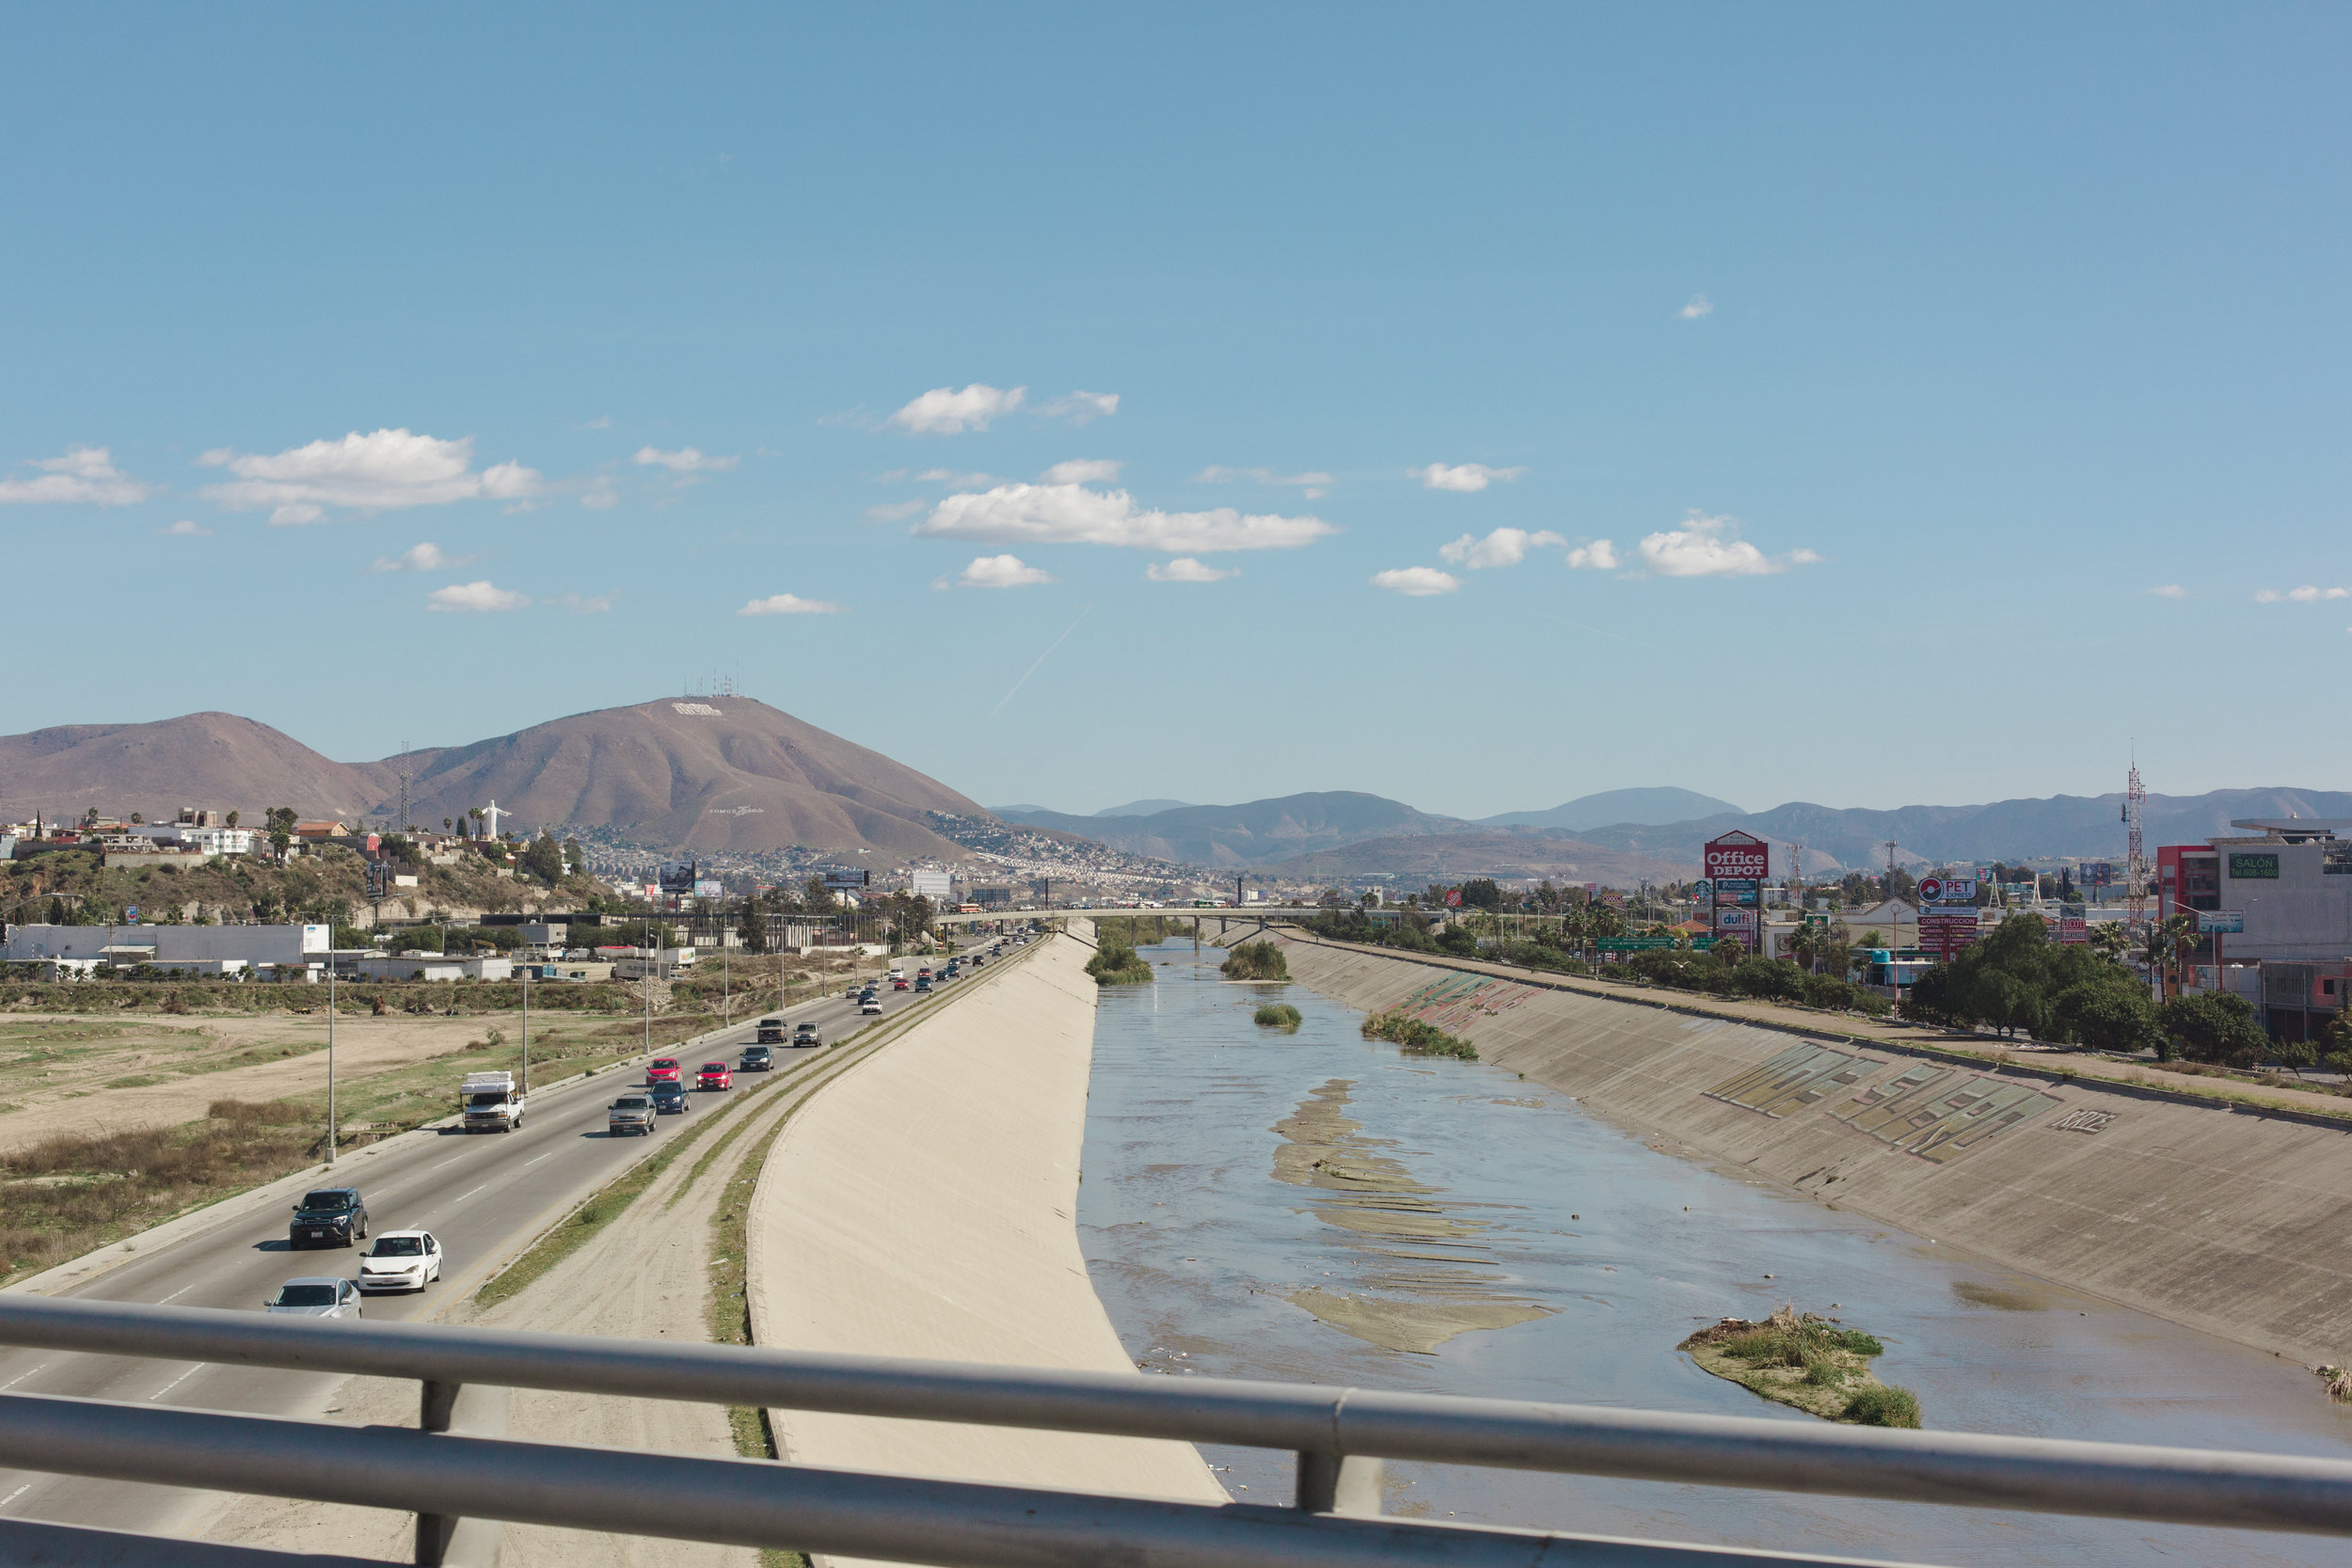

left=0, top=700, right=983, bottom=861
left=1269, top=830, right=1694, bottom=885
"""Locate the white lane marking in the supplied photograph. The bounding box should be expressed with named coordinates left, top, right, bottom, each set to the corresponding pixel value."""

left=454, top=1185, right=488, bottom=1203
left=522, top=1151, right=556, bottom=1166
left=432, top=1158, right=463, bottom=1170
left=154, top=1285, right=197, bottom=1305
left=0, top=1364, right=46, bottom=1393
left=0, top=1483, right=27, bottom=1510
left=147, top=1364, right=199, bottom=1402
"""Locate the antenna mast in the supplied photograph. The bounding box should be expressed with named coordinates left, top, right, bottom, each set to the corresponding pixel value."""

left=2125, top=759, right=2148, bottom=935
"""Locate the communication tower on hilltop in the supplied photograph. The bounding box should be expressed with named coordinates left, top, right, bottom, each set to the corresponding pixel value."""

left=2124, top=760, right=2148, bottom=933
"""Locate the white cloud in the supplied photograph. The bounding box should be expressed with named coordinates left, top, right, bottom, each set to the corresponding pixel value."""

left=1194, top=465, right=1333, bottom=487
left=555, top=592, right=614, bottom=613
left=958, top=554, right=1057, bottom=589
left=585, top=416, right=612, bottom=430
left=1146, top=558, right=1238, bottom=583
left=1370, top=566, right=1461, bottom=597
left=866, top=499, right=928, bottom=523
left=0, top=446, right=152, bottom=506
left=889, top=384, right=1026, bottom=435
left=2255, top=585, right=2349, bottom=603
left=1680, top=294, right=1714, bottom=320
left=1039, top=390, right=1120, bottom=425
left=1041, top=458, right=1123, bottom=484
left=879, top=467, right=1001, bottom=487
left=426, top=580, right=529, bottom=612
left=1438, top=527, right=1565, bottom=569
left=581, top=484, right=618, bottom=511
left=916, top=483, right=1334, bottom=553
left=1636, top=512, right=1817, bottom=578
left=633, top=445, right=739, bottom=473
left=199, top=429, right=542, bottom=526
left=739, top=594, right=847, bottom=616
left=158, top=519, right=212, bottom=537
left=1410, top=462, right=1527, bottom=493
left=1565, top=539, right=1619, bottom=571
left=2148, top=584, right=2187, bottom=598
left=369, top=541, right=473, bottom=574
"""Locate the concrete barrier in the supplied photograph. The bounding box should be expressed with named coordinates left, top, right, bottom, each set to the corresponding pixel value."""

left=1279, top=938, right=2352, bottom=1369
left=745, top=934, right=1227, bottom=1567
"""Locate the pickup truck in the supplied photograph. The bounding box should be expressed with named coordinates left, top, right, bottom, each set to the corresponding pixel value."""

left=461, top=1070, right=525, bottom=1132
left=609, top=1094, right=657, bottom=1136
left=755, top=1017, right=787, bottom=1045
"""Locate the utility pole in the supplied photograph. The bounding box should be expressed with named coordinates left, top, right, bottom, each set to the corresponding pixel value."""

left=326, top=946, right=337, bottom=1165
left=520, top=950, right=530, bottom=1095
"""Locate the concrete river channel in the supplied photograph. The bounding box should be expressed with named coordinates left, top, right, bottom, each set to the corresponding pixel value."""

left=1075, top=937, right=2352, bottom=1567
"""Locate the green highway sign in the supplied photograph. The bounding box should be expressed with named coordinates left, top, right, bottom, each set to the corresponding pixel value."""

left=1597, top=936, right=1677, bottom=952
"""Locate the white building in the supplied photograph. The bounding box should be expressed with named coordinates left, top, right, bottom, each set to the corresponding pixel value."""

left=353, top=954, right=515, bottom=983
left=1, top=923, right=327, bottom=970
left=910, top=869, right=953, bottom=904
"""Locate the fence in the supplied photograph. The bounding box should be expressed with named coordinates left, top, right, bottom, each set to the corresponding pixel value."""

left=0, top=1295, right=2347, bottom=1566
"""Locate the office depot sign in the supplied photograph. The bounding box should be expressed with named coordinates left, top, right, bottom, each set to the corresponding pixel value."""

left=1703, top=834, right=1770, bottom=881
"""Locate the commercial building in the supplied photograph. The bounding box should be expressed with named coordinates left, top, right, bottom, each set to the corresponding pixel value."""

left=910, top=869, right=953, bottom=904
left=1, top=923, right=329, bottom=972
left=2158, top=819, right=2352, bottom=1038
left=353, top=954, right=515, bottom=983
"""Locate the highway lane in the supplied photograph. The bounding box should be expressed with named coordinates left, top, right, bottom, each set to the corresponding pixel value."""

left=0, top=938, right=1015, bottom=1539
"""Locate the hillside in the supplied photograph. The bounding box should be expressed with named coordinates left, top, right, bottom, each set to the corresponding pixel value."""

left=1269, top=830, right=1689, bottom=888
left=0, top=713, right=390, bottom=824
left=383, top=698, right=986, bottom=860
left=1481, top=786, right=1743, bottom=832
left=995, top=791, right=1458, bottom=867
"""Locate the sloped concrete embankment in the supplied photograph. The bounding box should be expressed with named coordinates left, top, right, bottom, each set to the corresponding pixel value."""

left=1279, top=939, right=2352, bottom=1368
left=745, top=934, right=1226, bottom=1567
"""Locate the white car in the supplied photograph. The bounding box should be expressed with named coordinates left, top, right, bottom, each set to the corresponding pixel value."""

left=357, top=1229, right=444, bottom=1293
left=266, top=1277, right=362, bottom=1316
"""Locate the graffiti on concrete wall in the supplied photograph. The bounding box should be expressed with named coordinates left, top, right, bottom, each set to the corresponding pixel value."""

left=1830, top=1063, right=2059, bottom=1164
left=1389, top=974, right=1535, bottom=1034
left=1707, top=1040, right=1888, bottom=1118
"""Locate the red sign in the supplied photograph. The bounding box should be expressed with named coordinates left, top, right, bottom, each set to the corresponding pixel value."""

left=1443, top=889, right=1463, bottom=908
left=1702, top=834, right=1770, bottom=881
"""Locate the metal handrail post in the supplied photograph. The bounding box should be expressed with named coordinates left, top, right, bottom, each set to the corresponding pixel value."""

left=1295, top=1451, right=1383, bottom=1517
left=416, top=1379, right=508, bottom=1567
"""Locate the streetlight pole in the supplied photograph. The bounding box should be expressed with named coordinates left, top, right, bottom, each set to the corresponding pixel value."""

left=520, top=949, right=530, bottom=1095
left=326, top=931, right=337, bottom=1166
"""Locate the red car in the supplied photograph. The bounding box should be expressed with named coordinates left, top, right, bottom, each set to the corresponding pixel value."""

left=646, top=1058, right=682, bottom=1085
left=695, top=1061, right=733, bottom=1091
left=892, top=976, right=911, bottom=991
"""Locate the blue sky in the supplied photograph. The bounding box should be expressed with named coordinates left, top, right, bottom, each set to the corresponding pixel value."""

left=4, top=5, right=2347, bottom=820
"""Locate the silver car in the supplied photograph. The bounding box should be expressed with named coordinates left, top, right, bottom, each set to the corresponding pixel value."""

left=265, top=1277, right=362, bottom=1317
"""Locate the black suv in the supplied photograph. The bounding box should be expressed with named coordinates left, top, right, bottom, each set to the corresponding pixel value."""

left=649, top=1082, right=690, bottom=1115
left=290, top=1188, right=369, bottom=1249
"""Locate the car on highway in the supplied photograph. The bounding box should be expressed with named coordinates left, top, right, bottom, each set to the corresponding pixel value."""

left=265, top=1277, right=363, bottom=1317
left=892, top=976, right=910, bottom=991
left=289, top=1188, right=369, bottom=1249
left=358, top=1230, right=443, bottom=1293
left=609, top=1094, right=658, bottom=1135
left=739, top=1043, right=774, bottom=1072
left=914, top=977, right=932, bottom=993
left=696, top=1061, right=733, bottom=1091
left=916, top=967, right=932, bottom=980
left=648, top=1082, right=689, bottom=1115
left=860, top=995, right=883, bottom=1015
left=792, top=1022, right=821, bottom=1048
left=843, top=983, right=862, bottom=999
left=646, top=1058, right=682, bottom=1085
left=755, top=1017, right=787, bottom=1045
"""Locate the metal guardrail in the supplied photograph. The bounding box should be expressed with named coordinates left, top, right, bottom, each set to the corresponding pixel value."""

left=0, top=1297, right=2348, bottom=1566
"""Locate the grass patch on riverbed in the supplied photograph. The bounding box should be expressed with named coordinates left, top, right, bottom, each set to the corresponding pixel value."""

left=1254, top=1003, right=1302, bottom=1029
left=1086, top=942, right=1155, bottom=987
left=1682, top=1307, right=1920, bottom=1427
left=1360, top=1010, right=1477, bottom=1060
left=1222, top=941, right=1290, bottom=981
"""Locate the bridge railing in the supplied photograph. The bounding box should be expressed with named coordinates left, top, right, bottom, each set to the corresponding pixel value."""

left=0, top=1295, right=2346, bottom=1567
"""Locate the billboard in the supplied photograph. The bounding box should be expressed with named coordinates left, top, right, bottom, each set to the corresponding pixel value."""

left=1713, top=908, right=1756, bottom=930
left=2228, top=853, right=2280, bottom=880
left=1443, top=889, right=1463, bottom=908
left=2058, top=903, right=2088, bottom=943
left=1915, top=876, right=1978, bottom=906
left=692, top=879, right=723, bottom=901
left=1703, top=835, right=1770, bottom=880
left=822, top=869, right=871, bottom=890
left=2199, top=909, right=2245, bottom=933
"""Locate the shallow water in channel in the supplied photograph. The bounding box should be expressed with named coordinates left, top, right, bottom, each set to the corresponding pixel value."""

left=1075, top=938, right=2352, bottom=1566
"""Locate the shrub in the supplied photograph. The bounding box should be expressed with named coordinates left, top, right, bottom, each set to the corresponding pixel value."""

left=1253, top=1003, right=1302, bottom=1029
left=1436, top=927, right=1480, bottom=956
left=1221, top=942, right=1290, bottom=981
left=1839, top=1385, right=1922, bottom=1428
left=1360, top=1010, right=1477, bottom=1060
left=1085, top=942, right=1154, bottom=987
left=2159, top=991, right=2269, bottom=1069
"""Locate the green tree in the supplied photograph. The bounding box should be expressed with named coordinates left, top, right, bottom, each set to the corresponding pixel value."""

left=518, top=832, right=564, bottom=883
left=2158, top=991, right=2269, bottom=1069
left=2050, top=971, right=2156, bottom=1053
left=264, top=806, right=297, bottom=862
left=1459, top=879, right=1503, bottom=912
